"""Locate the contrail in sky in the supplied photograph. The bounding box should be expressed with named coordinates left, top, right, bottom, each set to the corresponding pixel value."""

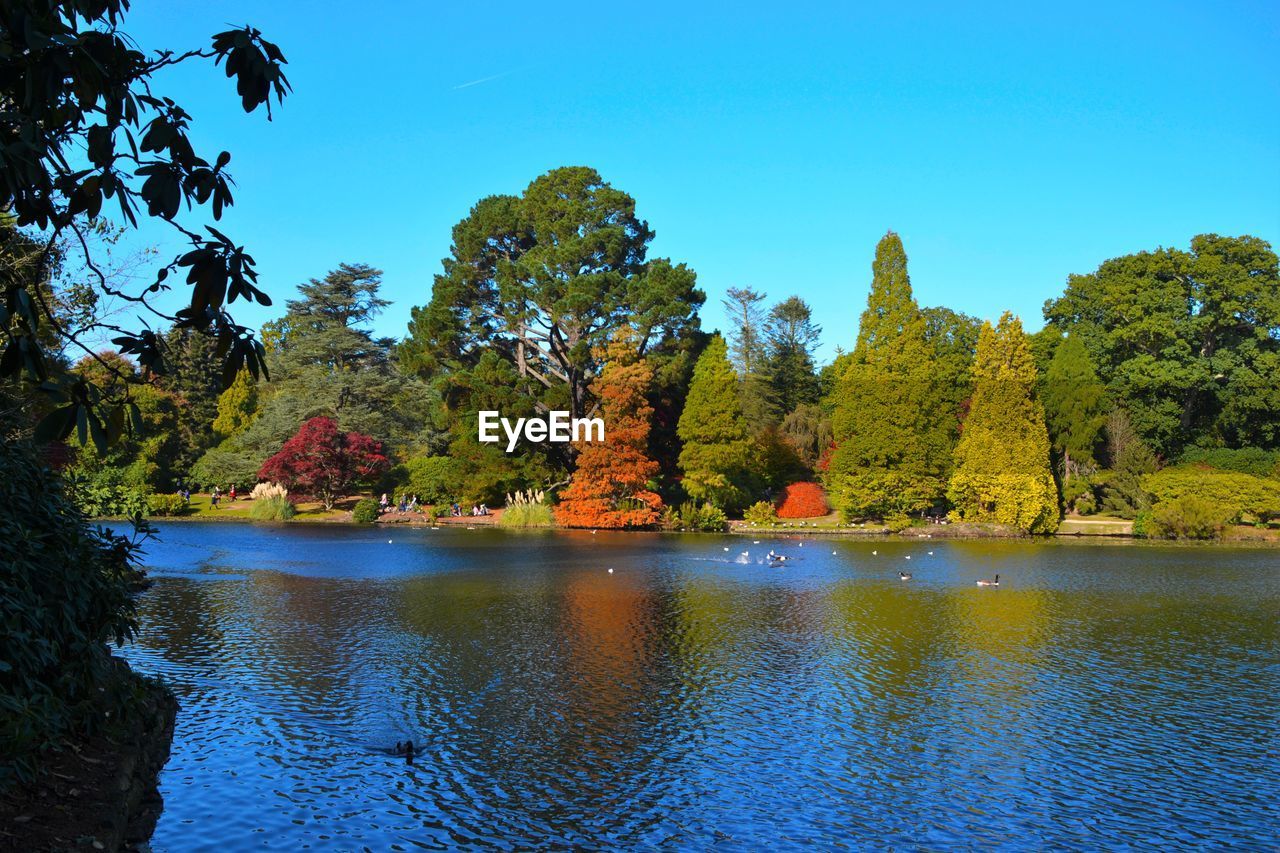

left=452, top=70, right=517, bottom=90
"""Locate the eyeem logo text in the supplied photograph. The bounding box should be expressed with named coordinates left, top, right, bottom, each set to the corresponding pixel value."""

left=478, top=411, right=604, bottom=453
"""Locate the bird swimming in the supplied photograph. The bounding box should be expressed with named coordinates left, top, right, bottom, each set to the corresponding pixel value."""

left=977, top=574, right=1000, bottom=587
left=899, top=571, right=912, bottom=581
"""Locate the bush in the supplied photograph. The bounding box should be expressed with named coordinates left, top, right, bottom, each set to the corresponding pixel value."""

left=744, top=501, right=779, bottom=525
left=146, top=493, right=190, bottom=517
left=1148, top=495, right=1232, bottom=540
left=498, top=502, right=555, bottom=528
left=248, top=495, right=296, bottom=521
left=250, top=482, right=288, bottom=502
left=352, top=498, right=380, bottom=524
left=1, top=437, right=149, bottom=784
left=66, top=470, right=150, bottom=519
left=1142, top=465, right=1280, bottom=524
left=883, top=512, right=912, bottom=533
left=668, top=501, right=728, bottom=532
left=1178, top=446, right=1280, bottom=479
left=404, top=455, right=458, bottom=504
left=776, top=481, right=830, bottom=518
left=429, top=503, right=450, bottom=520
left=1074, top=492, right=1098, bottom=515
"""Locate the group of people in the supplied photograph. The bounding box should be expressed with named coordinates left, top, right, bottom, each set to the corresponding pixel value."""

left=376, top=494, right=491, bottom=518
left=206, top=484, right=237, bottom=508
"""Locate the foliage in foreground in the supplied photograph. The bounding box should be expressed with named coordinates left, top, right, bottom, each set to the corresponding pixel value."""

left=0, top=437, right=147, bottom=785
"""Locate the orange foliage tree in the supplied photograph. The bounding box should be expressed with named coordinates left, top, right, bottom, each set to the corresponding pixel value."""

left=556, top=335, right=664, bottom=528
left=776, top=481, right=830, bottom=518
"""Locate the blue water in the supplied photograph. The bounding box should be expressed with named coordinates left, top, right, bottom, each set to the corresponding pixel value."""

left=120, top=523, right=1280, bottom=849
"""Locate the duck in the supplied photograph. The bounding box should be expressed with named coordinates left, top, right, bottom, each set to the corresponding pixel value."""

left=393, top=740, right=418, bottom=761
left=898, top=571, right=912, bottom=581
left=977, top=574, right=1000, bottom=587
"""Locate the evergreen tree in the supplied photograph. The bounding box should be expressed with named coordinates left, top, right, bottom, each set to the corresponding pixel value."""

left=722, top=286, right=774, bottom=427
left=556, top=334, right=663, bottom=528
left=828, top=232, right=953, bottom=518
left=677, top=335, right=758, bottom=510
left=212, top=369, right=259, bottom=440
left=947, top=313, right=1059, bottom=533
left=764, top=296, right=822, bottom=417
left=1040, top=332, right=1108, bottom=481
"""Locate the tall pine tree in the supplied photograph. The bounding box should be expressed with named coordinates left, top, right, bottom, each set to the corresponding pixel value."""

left=828, top=232, right=953, bottom=518
left=947, top=313, right=1059, bottom=533
left=764, top=296, right=822, bottom=417
left=677, top=335, right=758, bottom=510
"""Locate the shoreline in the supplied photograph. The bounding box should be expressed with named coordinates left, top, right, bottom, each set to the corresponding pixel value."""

left=100, top=514, right=1280, bottom=547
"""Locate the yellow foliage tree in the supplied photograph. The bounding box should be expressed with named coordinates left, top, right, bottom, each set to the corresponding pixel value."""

left=947, top=313, right=1059, bottom=533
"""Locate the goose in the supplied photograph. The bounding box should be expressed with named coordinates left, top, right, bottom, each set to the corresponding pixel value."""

left=977, top=574, right=1000, bottom=587
left=899, top=571, right=912, bottom=581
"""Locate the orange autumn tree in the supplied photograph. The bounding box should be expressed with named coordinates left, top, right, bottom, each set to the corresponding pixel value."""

left=556, top=334, right=664, bottom=529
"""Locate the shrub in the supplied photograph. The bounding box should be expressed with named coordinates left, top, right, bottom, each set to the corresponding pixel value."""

left=352, top=498, right=380, bottom=524
left=1148, top=495, right=1232, bottom=540
left=1074, top=493, right=1098, bottom=515
left=404, top=455, right=458, bottom=504
left=250, top=482, right=288, bottom=502
left=1, top=437, right=149, bottom=784
left=668, top=501, right=728, bottom=532
left=146, top=493, right=190, bottom=517
left=429, top=503, right=450, bottom=520
left=776, top=481, right=830, bottom=518
left=1142, top=466, right=1280, bottom=524
left=66, top=470, right=150, bottom=519
left=1178, top=446, right=1280, bottom=479
left=498, top=502, right=555, bottom=528
left=248, top=495, right=296, bottom=522
left=744, top=501, right=779, bottom=525
left=883, top=512, right=912, bottom=533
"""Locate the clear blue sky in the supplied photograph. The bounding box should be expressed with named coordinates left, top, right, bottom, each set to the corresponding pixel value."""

left=120, top=0, right=1280, bottom=363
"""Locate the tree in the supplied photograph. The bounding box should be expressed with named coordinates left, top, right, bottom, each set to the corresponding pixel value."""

left=677, top=335, right=758, bottom=510
left=947, top=313, right=1058, bottom=533
left=1040, top=332, right=1108, bottom=482
left=828, top=232, right=953, bottom=518
left=722, top=287, right=769, bottom=377
left=556, top=335, right=663, bottom=528
left=399, top=167, right=704, bottom=469
left=1043, top=234, right=1280, bottom=455
left=764, top=296, right=822, bottom=417
left=212, top=368, right=259, bottom=440
left=273, top=264, right=392, bottom=373
left=1098, top=408, right=1157, bottom=518
left=780, top=402, right=833, bottom=470
left=0, top=2, right=291, bottom=447
left=722, top=286, right=774, bottom=426
left=258, top=417, right=389, bottom=510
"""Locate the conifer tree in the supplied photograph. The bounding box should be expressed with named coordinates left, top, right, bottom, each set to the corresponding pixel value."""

left=828, top=232, right=952, bottom=518
left=556, top=334, right=664, bottom=528
left=212, top=369, right=260, bottom=440
left=677, top=335, right=759, bottom=510
left=764, top=296, right=822, bottom=417
left=947, top=313, right=1059, bottom=532
left=1040, top=333, right=1108, bottom=482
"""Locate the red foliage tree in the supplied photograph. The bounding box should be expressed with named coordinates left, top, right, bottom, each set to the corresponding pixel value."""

left=258, top=416, right=389, bottom=510
left=776, top=481, right=830, bottom=518
left=555, top=335, right=664, bottom=529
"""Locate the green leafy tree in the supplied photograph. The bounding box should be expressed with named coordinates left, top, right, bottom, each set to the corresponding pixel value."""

left=1098, top=408, right=1157, bottom=518
left=1043, top=234, right=1280, bottom=455
left=947, top=313, right=1059, bottom=533
left=399, top=166, right=704, bottom=472
left=677, top=336, right=759, bottom=510
left=212, top=368, right=259, bottom=439
left=828, top=232, right=953, bottom=517
left=1040, top=332, right=1108, bottom=483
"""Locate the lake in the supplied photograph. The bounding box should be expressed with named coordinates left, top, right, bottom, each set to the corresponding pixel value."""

left=120, top=523, right=1280, bottom=849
